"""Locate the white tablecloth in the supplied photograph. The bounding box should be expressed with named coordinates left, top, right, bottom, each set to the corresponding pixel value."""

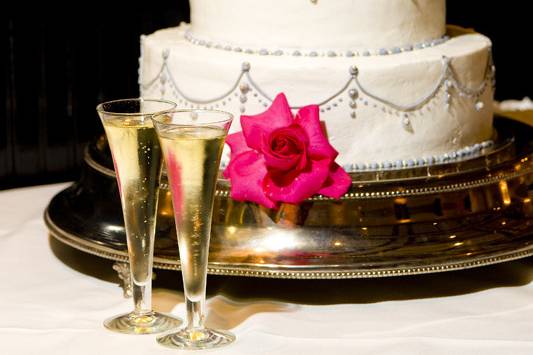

left=2, top=183, right=533, bottom=355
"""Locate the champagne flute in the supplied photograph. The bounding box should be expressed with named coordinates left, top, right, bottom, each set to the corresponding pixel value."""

left=153, top=110, right=235, bottom=350
left=97, top=98, right=182, bottom=334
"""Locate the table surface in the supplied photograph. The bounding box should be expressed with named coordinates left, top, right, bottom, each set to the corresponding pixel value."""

left=2, top=183, right=533, bottom=355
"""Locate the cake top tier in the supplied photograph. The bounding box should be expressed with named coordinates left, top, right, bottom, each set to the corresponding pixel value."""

left=189, top=0, right=446, bottom=52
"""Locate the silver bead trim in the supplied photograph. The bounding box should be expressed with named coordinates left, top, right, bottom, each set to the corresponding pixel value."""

left=302, top=167, right=532, bottom=201
left=184, top=30, right=450, bottom=58
left=342, top=140, right=494, bottom=172
left=85, top=142, right=525, bottom=203
left=141, top=48, right=494, bottom=130
left=211, top=165, right=532, bottom=201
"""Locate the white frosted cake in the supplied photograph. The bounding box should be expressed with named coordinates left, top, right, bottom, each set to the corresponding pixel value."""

left=140, top=0, right=495, bottom=170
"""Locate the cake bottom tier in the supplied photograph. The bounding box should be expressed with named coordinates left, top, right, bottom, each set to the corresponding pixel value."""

left=140, top=25, right=494, bottom=169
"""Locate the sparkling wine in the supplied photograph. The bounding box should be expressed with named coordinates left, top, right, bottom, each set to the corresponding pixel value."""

left=158, top=126, right=226, bottom=302
left=103, top=117, right=162, bottom=286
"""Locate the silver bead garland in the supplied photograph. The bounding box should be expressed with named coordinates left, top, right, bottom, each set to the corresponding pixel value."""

left=141, top=47, right=494, bottom=156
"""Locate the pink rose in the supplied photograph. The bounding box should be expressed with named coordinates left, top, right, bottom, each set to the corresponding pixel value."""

left=223, top=93, right=351, bottom=209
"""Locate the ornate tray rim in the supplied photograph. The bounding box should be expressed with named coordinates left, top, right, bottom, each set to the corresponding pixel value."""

left=45, top=208, right=533, bottom=279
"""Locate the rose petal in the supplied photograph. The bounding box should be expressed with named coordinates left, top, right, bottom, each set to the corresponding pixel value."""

left=225, top=131, right=251, bottom=160
left=261, top=125, right=308, bottom=171
left=241, top=93, right=293, bottom=152
left=165, top=151, right=184, bottom=218
left=265, top=159, right=330, bottom=204
left=318, top=163, right=352, bottom=198
left=224, top=151, right=277, bottom=209
left=263, top=151, right=302, bottom=171
left=295, top=105, right=337, bottom=160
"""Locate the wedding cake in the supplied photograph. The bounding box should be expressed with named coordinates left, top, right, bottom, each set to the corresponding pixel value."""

left=139, top=0, right=494, bottom=171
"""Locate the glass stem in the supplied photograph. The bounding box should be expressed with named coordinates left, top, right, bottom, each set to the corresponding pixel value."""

left=186, top=298, right=205, bottom=330
left=132, top=278, right=152, bottom=316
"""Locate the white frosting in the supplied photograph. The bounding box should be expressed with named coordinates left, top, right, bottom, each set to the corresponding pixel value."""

left=190, top=0, right=446, bottom=51
left=496, top=97, right=533, bottom=112
left=140, top=25, right=493, bottom=167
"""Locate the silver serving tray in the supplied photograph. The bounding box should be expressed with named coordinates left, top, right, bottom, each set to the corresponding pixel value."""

left=45, top=116, right=533, bottom=279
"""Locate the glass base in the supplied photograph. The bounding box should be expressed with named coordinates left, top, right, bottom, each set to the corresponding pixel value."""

left=157, top=327, right=235, bottom=350
left=104, top=311, right=182, bottom=335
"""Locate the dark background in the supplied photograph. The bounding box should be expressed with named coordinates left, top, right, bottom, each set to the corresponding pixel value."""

left=1, top=2, right=531, bottom=189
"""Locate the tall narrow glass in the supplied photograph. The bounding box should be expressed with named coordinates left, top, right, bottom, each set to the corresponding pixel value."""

left=97, top=98, right=182, bottom=334
left=153, top=110, right=235, bottom=350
